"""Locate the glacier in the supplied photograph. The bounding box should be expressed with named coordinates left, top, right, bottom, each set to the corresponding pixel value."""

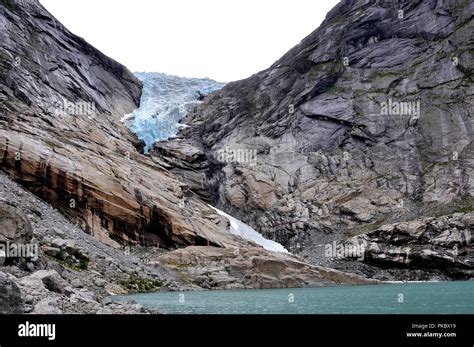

left=123, top=72, right=288, bottom=254
left=210, top=206, right=289, bottom=254
left=122, top=72, right=225, bottom=152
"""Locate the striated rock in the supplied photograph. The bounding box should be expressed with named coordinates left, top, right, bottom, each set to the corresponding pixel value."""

left=343, top=213, right=473, bottom=279
left=155, top=0, right=473, bottom=278
left=0, top=0, right=240, bottom=250
left=158, top=246, right=377, bottom=289
left=152, top=140, right=212, bottom=200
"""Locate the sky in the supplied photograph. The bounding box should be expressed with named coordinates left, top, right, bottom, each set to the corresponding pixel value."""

left=39, top=0, right=340, bottom=82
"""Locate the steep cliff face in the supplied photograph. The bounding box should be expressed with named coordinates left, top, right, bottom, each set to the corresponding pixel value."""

left=0, top=0, right=237, bottom=249
left=154, top=0, right=473, bottom=279
left=0, top=0, right=373, bottom=294
left=1, top=0, right=142, bottom=131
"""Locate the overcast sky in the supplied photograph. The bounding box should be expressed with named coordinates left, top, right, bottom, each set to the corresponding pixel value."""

left=39, top=0, right=339, bottom=82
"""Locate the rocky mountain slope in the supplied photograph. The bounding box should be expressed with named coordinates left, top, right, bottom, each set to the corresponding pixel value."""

left=0, top=171, right=182, bottom=314
left=154, top=0, right=473, bottom=280
left=0, top=0, right=376, bottom=313
left=1, top=0, right=237, bottom=250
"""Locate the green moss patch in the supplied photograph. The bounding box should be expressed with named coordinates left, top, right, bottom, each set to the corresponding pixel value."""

left=120, top=274, right=163, bottom=293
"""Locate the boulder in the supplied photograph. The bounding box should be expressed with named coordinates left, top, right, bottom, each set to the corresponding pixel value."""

left=0, top=203, right=33, bottom=244
left=71, top=278, right=84, bottom=288
left=0, top=272, right=24, bottom=314
left=31, top=270, right=67, bottom=294
left=43, top=247, right=61, bottom=257
left=51, top=238, right=68, bottom=249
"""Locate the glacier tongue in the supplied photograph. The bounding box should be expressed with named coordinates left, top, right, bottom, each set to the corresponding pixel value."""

left=122, top=72, right=286, bottom=253
left=123, top=72, right=224, bottom=152
left=210, top=206, right=289, bottom=254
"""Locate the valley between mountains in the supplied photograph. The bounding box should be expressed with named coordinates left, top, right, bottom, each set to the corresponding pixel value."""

left=0, top=0, right=472, bottom=314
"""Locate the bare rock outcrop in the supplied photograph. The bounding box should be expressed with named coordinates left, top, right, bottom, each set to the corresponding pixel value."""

left=340, top=213, right=473, bottom=280
left=157, top=246, right=376, bottom=290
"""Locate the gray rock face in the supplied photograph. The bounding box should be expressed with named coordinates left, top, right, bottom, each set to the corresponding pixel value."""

left=155, top=0, right=473, bottom=279
left=0, top=0, right=238, bottom=250
left=0, top=0, right=373, bottom=303
left=1, top=0, right=142, bottom=123
left=0, top=0, right=376, bottom=313
left=1, top=0, right=470, bottom=316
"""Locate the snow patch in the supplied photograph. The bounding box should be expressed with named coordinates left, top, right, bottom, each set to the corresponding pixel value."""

left=210, top=206, right=289, bottom=253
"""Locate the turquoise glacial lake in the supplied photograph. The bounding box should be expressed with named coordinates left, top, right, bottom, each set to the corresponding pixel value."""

left=111, top=281, right=474, bottom=314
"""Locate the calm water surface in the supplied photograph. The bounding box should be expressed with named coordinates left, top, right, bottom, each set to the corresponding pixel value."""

left=112, top=281, right=474, bottom=314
